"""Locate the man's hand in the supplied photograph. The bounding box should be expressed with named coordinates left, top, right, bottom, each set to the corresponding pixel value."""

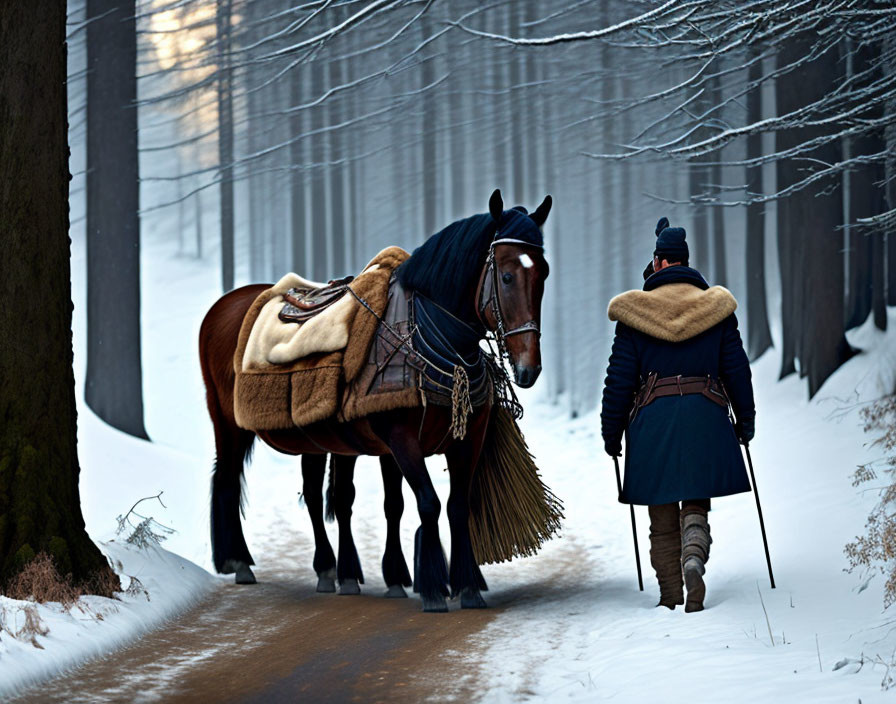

left=604, top=438, right=622, bottom=458
left=735, top=416, right=755, bottom=445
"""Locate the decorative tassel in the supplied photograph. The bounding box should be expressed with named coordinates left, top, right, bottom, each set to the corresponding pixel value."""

left=451, top=365, right=473, bottom=439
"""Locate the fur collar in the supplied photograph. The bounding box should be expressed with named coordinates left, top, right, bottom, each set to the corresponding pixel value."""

left=607, top=282, right=737, bottom=342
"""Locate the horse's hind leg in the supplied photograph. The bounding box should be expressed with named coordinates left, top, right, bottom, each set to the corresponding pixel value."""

left=210, top=424, right=257, bottom=585
left=302, top=454, right=337, bottom=592
left=380, top=455, right=411, bottom=598
left=332, top=455, right=364, bottom=595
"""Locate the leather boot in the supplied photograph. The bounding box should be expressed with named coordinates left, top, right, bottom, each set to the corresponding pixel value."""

left=681, top=508, right=711, bottom=612
left=648, top=504, right=684, bottom=609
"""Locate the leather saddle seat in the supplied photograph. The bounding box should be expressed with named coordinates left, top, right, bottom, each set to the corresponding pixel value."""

left=279, top=275, right=355, bottom=324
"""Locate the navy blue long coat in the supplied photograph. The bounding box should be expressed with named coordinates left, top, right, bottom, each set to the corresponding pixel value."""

left=600, top=266, right=754, bottom=506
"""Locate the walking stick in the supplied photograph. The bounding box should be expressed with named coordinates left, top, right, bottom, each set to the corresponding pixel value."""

left=614, top=456, right=644, bottom=591
left=744, top=443, right=775, bottom=589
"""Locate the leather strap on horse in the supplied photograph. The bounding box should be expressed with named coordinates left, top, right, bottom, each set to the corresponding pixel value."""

left=629, top=373, right=730, bottom=424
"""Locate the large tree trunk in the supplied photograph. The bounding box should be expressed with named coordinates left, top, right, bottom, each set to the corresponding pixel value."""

left=85, top=0, right=148, bottom=439
left=745, top=58, right=773, bottom=360
left=776, top=38, right=852, bottom=396
left=0, top=1, right=118, bottom=591
left=881, top=33, right=896, bottom=308
left=217, top=0, right=235, bottom=291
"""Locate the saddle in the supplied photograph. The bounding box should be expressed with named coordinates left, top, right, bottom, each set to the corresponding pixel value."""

left=279, top=276, right=355, bottom=324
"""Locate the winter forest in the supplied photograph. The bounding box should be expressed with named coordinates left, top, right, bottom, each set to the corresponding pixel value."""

left=2, top=0, right=896, bottom=701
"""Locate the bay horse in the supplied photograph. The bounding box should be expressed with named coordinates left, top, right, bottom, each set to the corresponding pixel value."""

left=198, top=189, right=551, bottom=612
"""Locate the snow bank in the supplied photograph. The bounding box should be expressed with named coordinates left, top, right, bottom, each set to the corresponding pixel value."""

left=0, top=540, right=213, bottom=698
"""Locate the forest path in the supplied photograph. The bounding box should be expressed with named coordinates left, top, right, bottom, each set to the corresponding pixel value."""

left=17, top=522, right=590, bottom=703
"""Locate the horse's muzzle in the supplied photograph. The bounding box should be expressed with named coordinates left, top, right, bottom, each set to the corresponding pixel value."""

left=514, top=364, right=542, bottom=389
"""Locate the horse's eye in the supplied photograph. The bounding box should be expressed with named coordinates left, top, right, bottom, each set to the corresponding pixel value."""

left=502, top=272, right=513, bottom=285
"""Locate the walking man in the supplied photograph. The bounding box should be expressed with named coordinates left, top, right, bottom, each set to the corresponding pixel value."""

left=600, top=224, right=755, bottom=612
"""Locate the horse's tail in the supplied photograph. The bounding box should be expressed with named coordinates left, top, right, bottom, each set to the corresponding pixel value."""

left=324, top=454, right=336, bottom=522
left=199, top=297, right=257, bottom=574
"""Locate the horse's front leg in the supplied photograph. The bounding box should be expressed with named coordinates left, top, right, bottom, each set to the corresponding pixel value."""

left=446, top=431, right=489, bottom=609
left=332, top=454, right=364, bottom=595
left=375, top=422, right=449, bottom=612
left=301, top=454, right=337, bottom=592
left=380, top=454, right=412, bottom=598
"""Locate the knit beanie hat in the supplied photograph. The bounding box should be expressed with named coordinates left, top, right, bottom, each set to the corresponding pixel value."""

left=654, top=226, right=688, bottom=263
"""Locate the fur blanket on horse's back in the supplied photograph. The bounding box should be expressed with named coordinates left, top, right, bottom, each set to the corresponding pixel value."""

left=233, top=247, right=409, bottom=430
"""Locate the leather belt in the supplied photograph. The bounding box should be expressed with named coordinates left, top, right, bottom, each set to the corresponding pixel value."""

left=629, top=373, right=730, bottom=424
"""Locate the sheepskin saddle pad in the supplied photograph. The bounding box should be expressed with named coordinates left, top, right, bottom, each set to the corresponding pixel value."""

left=233, top=246, right=409, bottom=430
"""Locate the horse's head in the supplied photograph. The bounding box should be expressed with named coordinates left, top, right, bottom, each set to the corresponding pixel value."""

left=477, top=189, right=552, bottom=388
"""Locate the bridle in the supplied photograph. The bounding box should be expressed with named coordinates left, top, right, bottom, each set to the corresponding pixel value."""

left=476, top=236, right=545, bottom=364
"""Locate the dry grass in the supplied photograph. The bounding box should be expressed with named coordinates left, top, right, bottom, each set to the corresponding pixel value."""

left=5, top=553, right=81, bottom=607
left=4, top=552, right=121, bottom=606
left=845, top=395, right=896, bottom=608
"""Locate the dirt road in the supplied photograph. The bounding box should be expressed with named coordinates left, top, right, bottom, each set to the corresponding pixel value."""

left=13, top=523, right=585, bottom=703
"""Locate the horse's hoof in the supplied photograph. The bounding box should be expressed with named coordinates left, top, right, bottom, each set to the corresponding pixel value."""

left=317, top=568, right=337, bottom=593
left=384, top=585, right=408, bottom=599
left=460, top=588, right=487, bottom=609
left=235, top=565, right=257, bottom=585
left=339, top=579, right=361, bottom=595
left=421, top=595, right=448, bottom=613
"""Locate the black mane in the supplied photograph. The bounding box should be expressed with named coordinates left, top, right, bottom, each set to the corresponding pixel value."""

left=396, top=213, right=496, bottom=314
left=397, top=209, right=545, bottom=316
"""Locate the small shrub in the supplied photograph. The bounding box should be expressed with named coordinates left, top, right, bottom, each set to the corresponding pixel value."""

left=116, top=492, right=175, bottom=548
left=5, top=553, right=80, bottom=607
left=845, top=395, right=896, bottom=608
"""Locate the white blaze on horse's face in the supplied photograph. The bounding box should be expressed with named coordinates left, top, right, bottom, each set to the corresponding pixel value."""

left=491, top=243, right=549, bottom=389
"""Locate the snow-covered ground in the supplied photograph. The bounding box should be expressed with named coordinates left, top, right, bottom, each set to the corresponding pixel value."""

left=2, top=208, right=895, bottom=701
left=468, top=312, right=896, bottom=702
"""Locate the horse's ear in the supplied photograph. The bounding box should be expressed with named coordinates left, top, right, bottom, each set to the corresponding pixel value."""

left=530, top=195, right=553, bottom=227
left=489, top=189, right=504, bottom=222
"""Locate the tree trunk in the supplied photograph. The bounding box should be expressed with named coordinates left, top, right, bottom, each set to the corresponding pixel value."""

left=328, top=12, right=346, bottom=275
left=310, top=56, right=328, bottom=278
left=85, top=0, right=148, bottom=439
left=745, top=58, right=773, bottom=360
left=847, top=42, right=887, bottom=331
left=421, top=15, right=437, bottom=236
left=217, top=0, right=235, bottom=291
left=688, top=82, right=711, bottom=274
left=247, top=1, right=266, bottom=281
left=709, top=75, right=727, bottom=286
left=776, top=38, right=852, bottom=396
left=0, top=1, right=118, bottom=591
left=883, top=55, right=895, bottom=309
left=509, top=2, right=524, bottom=203
left=289, top=56, right=307, bottom=276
